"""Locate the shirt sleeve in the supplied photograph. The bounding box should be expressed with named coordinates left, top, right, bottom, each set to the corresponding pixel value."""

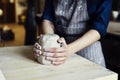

left=91, top=0, right=112, bottom=37
left=41, top=0, right=55, bottom=23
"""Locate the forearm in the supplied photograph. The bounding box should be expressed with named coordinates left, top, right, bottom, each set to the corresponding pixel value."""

left=41, top=20, right=55, bottom=34
left=68, top=29, right=101, bottom=55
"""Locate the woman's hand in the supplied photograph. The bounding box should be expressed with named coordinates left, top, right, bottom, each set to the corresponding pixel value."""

left=43, top=37, right=68, bottom=65
left=33, top=42, right=42, bottom=59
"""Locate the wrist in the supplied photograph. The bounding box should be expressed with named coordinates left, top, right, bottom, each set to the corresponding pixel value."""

left=67, top=44, right=76, bottom=56
left=42, top=20, right=55, bottom=34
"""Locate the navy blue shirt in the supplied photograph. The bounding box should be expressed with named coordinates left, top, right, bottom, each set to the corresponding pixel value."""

left=42, top=0, right=112, bottom=37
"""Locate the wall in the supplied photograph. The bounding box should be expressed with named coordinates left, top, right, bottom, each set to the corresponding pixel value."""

left=15, top=0, right=27, bottom=23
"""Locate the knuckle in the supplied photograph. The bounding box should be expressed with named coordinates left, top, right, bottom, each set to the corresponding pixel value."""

left=52, top=48, right=57, bottom=52
left=55, top=58, right=58, bottom=62
left=34, top=43, right=41, bottom=49
left=34, top=43, right=38, bottom=47
left=53, top=53, right=58, bottom=57
left=35, top=50, right=41, bottom=55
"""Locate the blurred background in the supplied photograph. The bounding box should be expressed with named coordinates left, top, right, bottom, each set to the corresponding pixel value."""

left=0, top=0, right=45, bottom=46
left=0, top=0, right=120, bottom=79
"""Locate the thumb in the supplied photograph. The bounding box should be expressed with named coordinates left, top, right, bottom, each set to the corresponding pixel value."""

left=58, top=37, right=67, bottom=48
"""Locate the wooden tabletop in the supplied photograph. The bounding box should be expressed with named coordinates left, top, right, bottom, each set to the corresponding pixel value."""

left=108, top=22, right=120, bottom=35
left=0, top=46, right=118, bottom=80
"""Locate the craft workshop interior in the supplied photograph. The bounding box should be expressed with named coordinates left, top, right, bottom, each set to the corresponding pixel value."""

left=0, top=0, right=120, bottom=80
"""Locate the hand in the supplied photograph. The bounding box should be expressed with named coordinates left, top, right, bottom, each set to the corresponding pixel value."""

left=43, top=37, right=68, bottom=65
left=33, top=42, right=42, bottom=59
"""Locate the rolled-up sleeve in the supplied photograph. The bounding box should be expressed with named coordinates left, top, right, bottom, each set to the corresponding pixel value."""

left=42, top=0, right=55, bottom=23
left=91, top=0, right=112, bottom=37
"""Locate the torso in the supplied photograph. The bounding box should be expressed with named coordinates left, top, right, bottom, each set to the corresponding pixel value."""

left=53, top=0, right=89, bottom=43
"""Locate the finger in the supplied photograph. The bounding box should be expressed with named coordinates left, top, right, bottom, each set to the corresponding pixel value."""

left=34, top=42, right=41, bottom=50
left=34, top=53, right=40, bottom=58
left=33, top=48, right=42, bottom=59
left=33, top=49, right=42, bottom=55
left=43, top=52, right=67, bottom=58
left=37, top=34, right=43, bottom=39
left=44, top=47, right=66, bottom=53
left=46, top=56, right=66, bottom=62
left=57, top=38, right=63, bottom=44
left=33, top=49, right=42, bottom=59
left=60, top=37, right=67, bottom=48
left=34, top=51, right=41, bottom=59
left=52, top=60, right=65, bottom=65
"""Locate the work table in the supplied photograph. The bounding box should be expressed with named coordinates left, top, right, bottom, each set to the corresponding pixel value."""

left=0, top=46, right=118, bottom=80
left=108, top=21, right=120, bottom=35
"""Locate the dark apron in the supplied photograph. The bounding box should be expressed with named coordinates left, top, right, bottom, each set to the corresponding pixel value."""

left=53, top=0, right=105, bottom=67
